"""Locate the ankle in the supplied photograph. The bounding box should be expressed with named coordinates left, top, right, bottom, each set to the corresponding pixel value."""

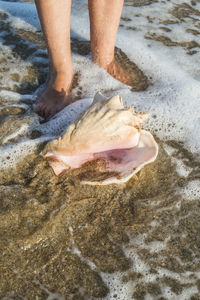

left=52, top=70, right=73, bottom=79
left=94, top=56, right=114, bottom=68
left=48, top=70, right=74, bottom=92
left=50, top=58, right=73, bottom=76
left=92, top=49, right=114, bottom=69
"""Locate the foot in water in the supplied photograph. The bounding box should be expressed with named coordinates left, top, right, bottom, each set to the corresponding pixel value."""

left=94, top=48, right=148, bottom=91
left=35, top=71, right=73, bottom=119
left=107, top=58, right=148, bottom=91
left=106, top=59, right=135, bottom=87
left=35, top=50, right=147, bottom=120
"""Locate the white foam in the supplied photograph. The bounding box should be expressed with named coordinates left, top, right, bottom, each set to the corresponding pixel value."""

left=171, top=157, right=193, bottom=178
left=0, top=136, right=49, bottom=171
left=0, top=2, right=40, bottom=29
left=8, top=12, right=38, bottom=32
left=0, top=43, right=36, bottom=93
left=180, top=180, right=200, bottom=200
left=2, top=123, right=29, bottom=145
left=100, top=271, right=133, bottom=300
left=0, top=90, right=33, bottom=104
left=33, top=281, right=65, bottom=300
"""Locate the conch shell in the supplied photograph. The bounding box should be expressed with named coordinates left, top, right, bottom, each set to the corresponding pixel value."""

left=42, top=93, right=158, bottom=184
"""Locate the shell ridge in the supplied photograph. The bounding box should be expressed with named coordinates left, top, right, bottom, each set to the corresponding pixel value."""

left=42, top=94, right=158, bottom=184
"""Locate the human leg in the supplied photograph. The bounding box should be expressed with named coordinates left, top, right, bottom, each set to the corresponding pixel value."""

left=35, top=0, right=73, bottom=118
left=88, top=0, right=123, bottom=67
left=88, top=0, right=147, bottom=88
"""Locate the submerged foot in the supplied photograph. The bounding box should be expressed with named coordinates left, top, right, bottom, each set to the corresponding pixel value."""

left=106, top=59, right=135, bottom=86
left=106, top=57, right=148, bottom=91
left=95, top=48, right=148, bottom=91
left=36, top=72, right=73, bottom=119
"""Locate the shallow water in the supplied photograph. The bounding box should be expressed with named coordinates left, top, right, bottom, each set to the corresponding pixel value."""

left=0, top=0, right=200, bottom=299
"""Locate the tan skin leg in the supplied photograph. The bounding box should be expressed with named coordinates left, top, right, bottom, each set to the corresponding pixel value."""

left=35, top=0, right=128, bottom=119
left=35, top=0, right=73, bottom=119
left=89, top=0, right=130, bottom=85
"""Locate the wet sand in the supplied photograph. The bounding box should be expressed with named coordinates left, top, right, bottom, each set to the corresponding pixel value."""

left=0, top=0, right=200, bottom=299
left=1, top=137, right=200, bottom=299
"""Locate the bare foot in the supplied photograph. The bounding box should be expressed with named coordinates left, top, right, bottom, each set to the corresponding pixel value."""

left=94, top=48, right=148, bottom=91
left=106, top=59, right=135, bottom=86
left=36, top=72, right=73, bottom=119
left=105, top=57, right=148, bottom=91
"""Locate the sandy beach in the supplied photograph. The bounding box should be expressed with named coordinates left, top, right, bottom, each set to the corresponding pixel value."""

left=0, top=0, right=200, bottom=299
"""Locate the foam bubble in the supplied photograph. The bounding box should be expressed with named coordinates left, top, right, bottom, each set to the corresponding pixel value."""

left=0, top=136, right=48, bottom=171
left=180, top=180, right=200, bottom=200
